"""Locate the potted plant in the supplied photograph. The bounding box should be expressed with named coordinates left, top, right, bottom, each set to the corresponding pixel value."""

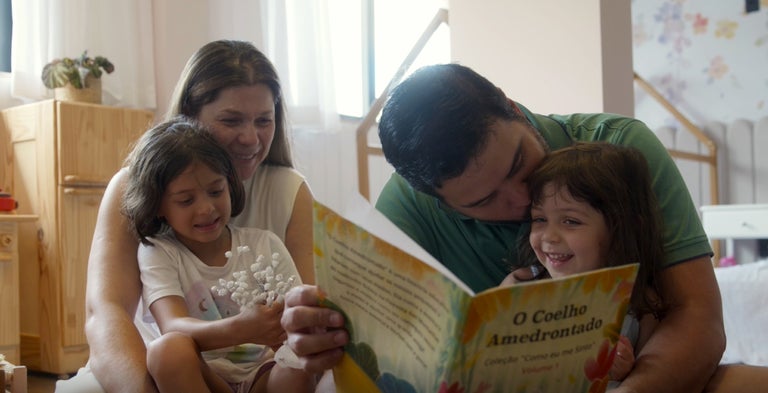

left=41, top=50, right=115, bottom=104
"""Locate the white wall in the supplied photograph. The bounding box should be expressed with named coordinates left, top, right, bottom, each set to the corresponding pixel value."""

left=151, top=1, right=210, bottom=120
left=151, top=0, right=265, bottom=120
left=0, top=73, right=23, bottom=110
left=448, top=0, right=634, bottom=116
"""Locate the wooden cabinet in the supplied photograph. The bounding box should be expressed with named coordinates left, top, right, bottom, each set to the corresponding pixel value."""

left=0, top=100, right=153, bottom=374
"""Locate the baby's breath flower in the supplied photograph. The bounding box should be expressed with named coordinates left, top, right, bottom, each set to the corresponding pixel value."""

left=209, top=245, right=302, bottom=369
left=210, top=245, right=297, bottom=310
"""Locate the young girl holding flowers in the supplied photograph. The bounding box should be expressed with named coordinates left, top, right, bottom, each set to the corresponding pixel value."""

left=122, top=117, right=313, bottom=393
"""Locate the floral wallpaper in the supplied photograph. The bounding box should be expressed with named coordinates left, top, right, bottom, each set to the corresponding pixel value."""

left=632, top=0, right=768, bottom=129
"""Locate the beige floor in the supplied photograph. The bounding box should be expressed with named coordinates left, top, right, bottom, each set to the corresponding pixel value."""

left=26, top=371, right=59, bottom=393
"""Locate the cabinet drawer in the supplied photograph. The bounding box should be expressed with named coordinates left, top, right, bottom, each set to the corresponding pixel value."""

left=701, top=204, right=768, bottom=239
left=0, top=222, right=17, bottom=262
left=57, top=101, right=152, bottom=185
left=0, top=221, right=19, bottom=363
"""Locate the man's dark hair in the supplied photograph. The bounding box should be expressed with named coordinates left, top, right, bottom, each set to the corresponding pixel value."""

left=378, top=63, right=526, bottom=197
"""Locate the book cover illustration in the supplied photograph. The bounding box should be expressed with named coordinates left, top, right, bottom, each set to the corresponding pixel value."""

left=313, top=198, right=637, bottom=393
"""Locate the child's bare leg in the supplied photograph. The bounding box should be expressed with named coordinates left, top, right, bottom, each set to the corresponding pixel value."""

left=315, top=370, right=335, bottom=393
left=704, top=364, right=768, bottom=393
left=147, top=331, right=231, bottom=393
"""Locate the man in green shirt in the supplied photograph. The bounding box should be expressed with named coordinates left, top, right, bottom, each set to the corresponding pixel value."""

left=281, top=64, right=725, bottom=393
left=375, top=72, right=711, bottom=294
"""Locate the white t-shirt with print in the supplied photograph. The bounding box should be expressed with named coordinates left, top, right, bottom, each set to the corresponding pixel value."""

left=138, top=226, right=301, bottom=383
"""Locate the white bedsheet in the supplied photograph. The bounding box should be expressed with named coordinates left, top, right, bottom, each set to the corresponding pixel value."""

left=715, top=259, right=768, bottom=366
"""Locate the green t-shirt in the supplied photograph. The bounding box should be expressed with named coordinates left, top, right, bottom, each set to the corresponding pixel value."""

left=375, top=105, right=712, bottom=293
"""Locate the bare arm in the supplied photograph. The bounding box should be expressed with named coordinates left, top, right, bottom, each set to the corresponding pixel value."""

left=84, top=169, right=157, bottom=393
left=148, top=296, right=286, bottom=351
left=613, top=256, right=725, bottom=393
left=284, top=181, right=315, bottom=284
left=703, top=364, right=768, bottom=393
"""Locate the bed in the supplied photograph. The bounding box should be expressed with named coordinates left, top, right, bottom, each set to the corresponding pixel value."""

left=714, top=259, right=768, bottom=366
left=638, top=76, right=768, bottom=366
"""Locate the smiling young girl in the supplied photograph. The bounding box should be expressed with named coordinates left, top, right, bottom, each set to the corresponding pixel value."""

left=505, top=142, right=668, bottom=385
left=121, top=117, right=314, bottom=393
left=506, top=141, right=768, bottom=392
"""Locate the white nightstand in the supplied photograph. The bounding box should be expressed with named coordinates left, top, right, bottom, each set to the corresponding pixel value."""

left=700, top=204, right=768, bottom=259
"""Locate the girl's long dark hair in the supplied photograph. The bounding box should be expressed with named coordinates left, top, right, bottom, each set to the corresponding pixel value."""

left=122, top=116, right=246, bottom=245
left=519, top=142, right=667, bottom=319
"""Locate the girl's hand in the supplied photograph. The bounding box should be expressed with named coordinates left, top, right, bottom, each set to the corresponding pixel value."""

left=499, top=264, right=548, bottom=286
left=237, top=301, right=287, bottom=349
left=500, top=272, right=522, bottom=286
left=609, top=335, right=635, bottom=381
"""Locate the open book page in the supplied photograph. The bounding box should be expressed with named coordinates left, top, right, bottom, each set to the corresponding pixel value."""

left=452, top=264, right=638, bottom=393
left=314, top=198, right=473, bottom=392
left=336, top=193, right=473, bottom=294
left=313, top=198, right=637, bottom=393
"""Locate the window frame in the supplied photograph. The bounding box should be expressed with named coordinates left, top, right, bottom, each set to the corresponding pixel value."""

left=336, top=0, right=449, bottom=119
left=0, top=0, right=12, bottom=73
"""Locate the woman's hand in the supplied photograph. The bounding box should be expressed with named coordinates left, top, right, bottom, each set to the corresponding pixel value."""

left=280, top=285, right=349, bottom=373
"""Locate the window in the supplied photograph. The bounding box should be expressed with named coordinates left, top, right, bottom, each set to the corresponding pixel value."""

left=328, top=0, right=450, bottom=118
left=0, top=0, right=10, bottom=72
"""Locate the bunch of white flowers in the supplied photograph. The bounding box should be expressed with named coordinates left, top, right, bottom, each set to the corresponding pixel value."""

left=211, top=246, right=297, bottom=309
left=210, top=245, right=303, bottom=369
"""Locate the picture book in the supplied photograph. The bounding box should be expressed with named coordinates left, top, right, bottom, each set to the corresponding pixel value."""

left=313, top=196, right=638, bottom=393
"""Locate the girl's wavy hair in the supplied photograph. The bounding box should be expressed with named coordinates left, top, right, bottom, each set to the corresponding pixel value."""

left=518, top=142, right=668, bottom=320
left=122, top=116, right=245, bottom=245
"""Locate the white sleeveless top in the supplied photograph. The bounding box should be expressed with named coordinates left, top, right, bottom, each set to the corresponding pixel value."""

left=230, top=164, right=306, bottom=241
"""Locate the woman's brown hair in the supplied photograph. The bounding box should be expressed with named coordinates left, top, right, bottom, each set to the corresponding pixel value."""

left=165, top=40, right=293, bottom=167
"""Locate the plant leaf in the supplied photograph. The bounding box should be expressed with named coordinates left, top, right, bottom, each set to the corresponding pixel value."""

left=41, top=51, right=113, bottom=89
left=41, top=60, right=70, bottom=89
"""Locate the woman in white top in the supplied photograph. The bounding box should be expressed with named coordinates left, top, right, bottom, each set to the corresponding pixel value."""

left=58, top=40, right=314, bottom=393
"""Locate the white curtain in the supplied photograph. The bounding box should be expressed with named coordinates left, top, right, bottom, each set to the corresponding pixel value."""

left=260, top=0, right=338, bottom=131
left=9, top=0, right=337, bottom=121
left=10, top=0, right=156, bottom=109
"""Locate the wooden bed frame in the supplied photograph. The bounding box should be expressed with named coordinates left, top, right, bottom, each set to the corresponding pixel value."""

left=356, top=8, right=448, bottom=201
left=355, top=10, right=719, bottom=207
